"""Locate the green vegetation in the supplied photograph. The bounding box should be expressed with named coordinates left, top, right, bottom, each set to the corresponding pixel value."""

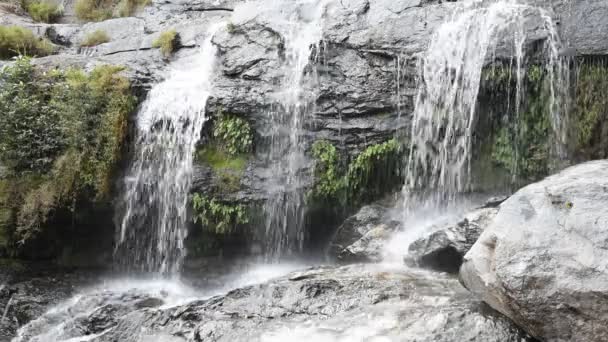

left=26, top=1, right=63, bottom=23
left=80, top=30, right=110, bottom=47
left=309, top=139, right=403, bottom=207
left=0, top=58, right=136, bottom=244
left=490, top=65, right=551, bottom=182
left=191, top=193, right=249, bottom=234
left=74, top=0, right=149, bottom=22
left=573, top=62, right=608, bottom=155
left=152, top=30, right=178, bottom=57
left=0, top=26, right=54, bottom=59
left=196, top=112, right=253, bottom=194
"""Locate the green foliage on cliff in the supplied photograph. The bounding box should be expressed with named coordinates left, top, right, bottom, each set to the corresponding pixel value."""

left=0, top=26, right=54, bottom=59
left=153, top=30, right=178, bottom=57
left=490, top=65, right=550, bottom=182
left=573, top=62, right=608, bottom=156
left=0, top=58, right=135, bottom=243
left=26, top=1, right=63, bottom=23
left=196, top=111, right=253, bottom=194
left=191, top=193, right=249, bottom=234
left=75, top=0, right=149, bottom=22
left=80, top=30, right=110, bottom=47
left=309, top=139, right=403, bottom=207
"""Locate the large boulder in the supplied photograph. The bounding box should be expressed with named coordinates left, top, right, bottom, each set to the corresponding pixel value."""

left=460, top=160, right=608, bottom=341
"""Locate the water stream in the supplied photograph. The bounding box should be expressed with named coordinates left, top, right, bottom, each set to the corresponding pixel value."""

left=261, top=0, right=328, bottom=260
left=114, top=25, right=223, bottom=275
left=401, top=0, right=568, bottom=216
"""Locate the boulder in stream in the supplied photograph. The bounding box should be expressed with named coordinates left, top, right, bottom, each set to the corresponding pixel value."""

left=461, top=160, right=608, bottom=341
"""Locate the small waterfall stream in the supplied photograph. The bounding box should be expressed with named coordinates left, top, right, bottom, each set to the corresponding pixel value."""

left=262, top=0, right=328, bottom=260
left=401, top=0, right=568, bottom=214
left=114, top=25, right=223, bottom=275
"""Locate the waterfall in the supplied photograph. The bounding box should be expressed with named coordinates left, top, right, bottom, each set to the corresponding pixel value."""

left=401, top=0, right=568, bottom=214
left=262, top=0, right=327, bottom=260
left=114, top=25, right=223, bottom=275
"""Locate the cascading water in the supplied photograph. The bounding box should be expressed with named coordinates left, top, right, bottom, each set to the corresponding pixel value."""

left=262, top=0, right=328, bottom=260
left=114, top=25, right=223, bottom=275
left=401, top=0, right=568, bottom=214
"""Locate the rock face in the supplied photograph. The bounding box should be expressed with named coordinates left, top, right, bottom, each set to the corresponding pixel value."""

left=328, top=203, right=400, bottom=262
left=15, top=264, right=532, bottom=342
left=460, top=160, right=608, bottom=341
left=408, top=205, right=501, bottom=273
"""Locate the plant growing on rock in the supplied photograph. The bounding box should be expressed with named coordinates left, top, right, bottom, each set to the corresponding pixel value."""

left=75, top=0, right=149, bottom=22
left=26, top=1, right=63, bottom=23
left=0, top=26, right=54, bottom=59
left=573, top=62, right=608, bottom=156
left=80, top=30, right=110, bottom=47
left=0, top=58, right=136, bottom=244
left=152, top=29, right=178, bottom=58
left=191, top=193, right=249, bottom=234
left=212, top=112, right=253, bottom=155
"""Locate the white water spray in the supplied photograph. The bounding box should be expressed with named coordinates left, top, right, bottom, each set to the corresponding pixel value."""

left=114, top=25, right=223, bottom=275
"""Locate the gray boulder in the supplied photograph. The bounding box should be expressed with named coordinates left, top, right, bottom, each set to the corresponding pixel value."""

left=328, top=203, right=399, bottom=262
left=408, top=206, right=500, bottom=273
left=460, top=160, right=608, bottom=341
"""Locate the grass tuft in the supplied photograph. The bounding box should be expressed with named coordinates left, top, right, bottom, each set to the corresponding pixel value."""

left=80, top=30, right=110, bottom=47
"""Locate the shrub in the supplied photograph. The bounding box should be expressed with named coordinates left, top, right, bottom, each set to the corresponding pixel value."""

left=0, top=58, right=136, bottom=242
left=74, top=0, right=112, bottom=21
left=26, top=1, right=62, bottom=23
left=152, top=29, right=178, bottom=57
left=212, top=112, right=253, bottom=155
left=0, top=26, right=54, bottom=59
left=80, top=30, right=110, bottom=47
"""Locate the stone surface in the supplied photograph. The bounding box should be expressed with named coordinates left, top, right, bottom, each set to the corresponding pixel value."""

left=14, top=264, right=533, bottom=342
left=328, top=203, right=400, bottom=262
left=460, top=160, right=608, bottom=341
left=408, top=207, right=499, bottom=273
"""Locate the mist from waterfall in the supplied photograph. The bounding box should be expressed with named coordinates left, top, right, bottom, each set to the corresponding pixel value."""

left=401, top=0, right=568, bottom=215
left=114, top=25, right=223, bottom=275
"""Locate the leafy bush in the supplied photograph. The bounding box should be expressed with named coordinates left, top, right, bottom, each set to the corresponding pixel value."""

left=26, top=1, right=62, bottom=23
left=212, top=112, right=253, bottom=155
left=191, top=193, right=249, bottom=234
left=309, top=139, right=403, bottom=207
left=0, top=26, right=54, bottom=59
left=80, top=30, right=110, bottom=47
left=0, top=58, right=136, bottom=242
left=152, top=29, right=178, bottom=57
left=573, top=63, right=608, bottom=153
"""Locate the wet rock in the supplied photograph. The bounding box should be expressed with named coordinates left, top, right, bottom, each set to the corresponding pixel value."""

left=16, top=265, right=532, bottom=342
left=408, top=207, right=499, bottom=273
left=461, top=160, right=608, bottom=341
left=328, top=203, right=400, bottom=262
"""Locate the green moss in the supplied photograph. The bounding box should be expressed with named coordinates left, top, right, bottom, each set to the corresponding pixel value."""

left=152, top=29, right=178, bottom=57
left=26, top=1, right=63, bottom=23
left=0, top=26, right=54, bottom=59
left=191, top=193, right=249, bottom=234
left=80, top=30, right=110, bottom=47
left=0, top=58, right=135, bottom=243
left=197, top=146, right=247, bottom=173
